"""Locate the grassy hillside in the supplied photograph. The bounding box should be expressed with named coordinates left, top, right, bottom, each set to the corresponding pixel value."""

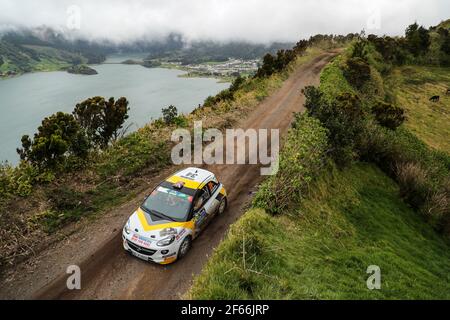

left=0, top=40, right=85, bottom=75
left=384, top=66, right=450, bottom=153
left=190, top=163, right=450, bottom=299
left=190, top=21, right=450, bottom=300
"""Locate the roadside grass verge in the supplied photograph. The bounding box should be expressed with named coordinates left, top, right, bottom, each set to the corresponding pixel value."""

left=189, top=163, right=450, bottom=299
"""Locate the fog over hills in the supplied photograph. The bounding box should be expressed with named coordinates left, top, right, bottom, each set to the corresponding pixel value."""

left=1, top=0, right=449, bottom=44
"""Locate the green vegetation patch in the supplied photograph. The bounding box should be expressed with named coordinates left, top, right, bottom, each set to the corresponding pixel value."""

left=190, top=163, right=450, bottom=299
left=384, top=65, right=450, bottom=153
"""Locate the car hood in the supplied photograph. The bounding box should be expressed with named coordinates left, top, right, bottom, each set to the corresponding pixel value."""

left=127, top=208, right=194, bottom=239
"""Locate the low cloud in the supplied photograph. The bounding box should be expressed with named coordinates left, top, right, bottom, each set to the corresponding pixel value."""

left=0, top=0, right=449, bottom=44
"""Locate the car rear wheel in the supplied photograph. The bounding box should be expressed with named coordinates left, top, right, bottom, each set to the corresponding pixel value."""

left=177, top=236, right=192, bottom=260
left=218, top=197, right=227, bottom=215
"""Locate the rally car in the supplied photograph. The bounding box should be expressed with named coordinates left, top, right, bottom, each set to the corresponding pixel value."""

left=122, top=167, right=227, bottom=264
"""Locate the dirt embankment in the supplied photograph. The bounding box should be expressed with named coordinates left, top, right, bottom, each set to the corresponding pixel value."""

left=0, top=51, right=337, bottom=300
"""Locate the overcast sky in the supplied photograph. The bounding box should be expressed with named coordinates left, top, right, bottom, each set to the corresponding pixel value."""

left=0, top=0, right=449, bottom=43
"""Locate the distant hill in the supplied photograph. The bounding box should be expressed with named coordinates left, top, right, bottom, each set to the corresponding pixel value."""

left=0, top=29, right=107, bottom=76
left=1, top=27, right=294, bottom=76
left=146, top=40, right=294, bottom=65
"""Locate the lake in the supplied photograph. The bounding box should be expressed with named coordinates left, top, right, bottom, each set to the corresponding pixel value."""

left=0, top=56, right=229, bottom=164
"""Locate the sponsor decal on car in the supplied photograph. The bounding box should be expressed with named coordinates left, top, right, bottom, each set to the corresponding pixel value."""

left=176, top=228, right=186, bottom=240
left=131, top=233, right=153, bottom=248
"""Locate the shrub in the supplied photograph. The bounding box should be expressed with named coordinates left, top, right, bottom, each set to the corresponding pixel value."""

left=161, top=105, right=178, bottom=124
left=342, top=57, right=371, bottom=89
left=172, top=114, right=189, bottom=128
left=371, top=100, right=406, bottom=130
left=229, top=76, right=245, bottom=93
left=253, top=114, right=328, bottom=214
left=351, top=40, right=369, bottom=60
left=367, top=35, right=408, bottom=65
left=16, top=112, right=89, bottom=169
left=303, top=86, right=366, bottom=166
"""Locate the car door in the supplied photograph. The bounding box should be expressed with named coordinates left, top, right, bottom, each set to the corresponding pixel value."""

left=205, top=180, right=221, bottom=214
left=193, top=182, right=221, bottom=234
left=193, top=186, right=211, bottom=233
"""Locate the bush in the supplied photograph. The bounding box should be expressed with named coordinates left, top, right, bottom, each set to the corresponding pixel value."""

left=351, top=40, right=369, bottom=60
left=371, top=100, right=406, bottom=130
left=161, top=105, right=178, bottom=124
left=303, top=86, right=366, bottom=166
left=16, top=112, right=89, bottom=169
left=342, top=57, right=371, bottom=89
left=252, top=114, right=328, bottom=214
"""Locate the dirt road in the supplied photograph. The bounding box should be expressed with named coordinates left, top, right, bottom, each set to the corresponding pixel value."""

left=0, top=51, right=337, bottom=300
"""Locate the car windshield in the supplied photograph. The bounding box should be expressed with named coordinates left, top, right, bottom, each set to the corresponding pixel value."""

left=141, top=186, right=193, bottom=222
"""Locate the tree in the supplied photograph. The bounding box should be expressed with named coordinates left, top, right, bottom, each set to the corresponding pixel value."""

left=17, top=112, right=88, bottom=168
left=293, top=40, right=309, bottom=55
left=255, top=53, right=276, bottom=78
left=367, top=35, right=409, bottom=66
left=73, top=96, right=129, bottom=148
left=229, top=75, right=245, bottom=93
left=405, top=23, right=430, bottom=56
left=162, top=105, right=178, bottom=124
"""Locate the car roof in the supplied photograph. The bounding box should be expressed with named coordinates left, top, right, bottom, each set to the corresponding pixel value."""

left=165, top=167, right=215, bottom=190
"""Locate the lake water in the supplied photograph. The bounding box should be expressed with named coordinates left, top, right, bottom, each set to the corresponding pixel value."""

left=0, top=56, right=229, bottom=164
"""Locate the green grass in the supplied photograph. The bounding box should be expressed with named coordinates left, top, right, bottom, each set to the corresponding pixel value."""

left=319, top=54, right=356, bottom=101
left=190, top=163, right=450, bottom=299
left=384, top=66, right=450, bottom=153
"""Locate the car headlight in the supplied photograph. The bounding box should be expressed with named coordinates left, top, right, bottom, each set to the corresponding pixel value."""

left=124, top=220, right=131, bottom=234
left=157, top=236, right=175, bottom=247
left=159, top=227, right=177, bottom=237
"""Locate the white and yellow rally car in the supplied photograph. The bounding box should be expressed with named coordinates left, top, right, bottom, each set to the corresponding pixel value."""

left=122, top=167, right=227, bottom=264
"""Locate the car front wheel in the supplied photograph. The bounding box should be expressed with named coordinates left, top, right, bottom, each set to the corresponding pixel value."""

left=217, top=197, right=227, bottom=215
left=177, top=236, right=192, bottom=260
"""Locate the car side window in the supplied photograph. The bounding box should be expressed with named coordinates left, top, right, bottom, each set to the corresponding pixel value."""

left=201, top=185, right=211, bottom=201
left=193, top=186, right=210, bottom=212
left=206, top=181, right=218, bottom=194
